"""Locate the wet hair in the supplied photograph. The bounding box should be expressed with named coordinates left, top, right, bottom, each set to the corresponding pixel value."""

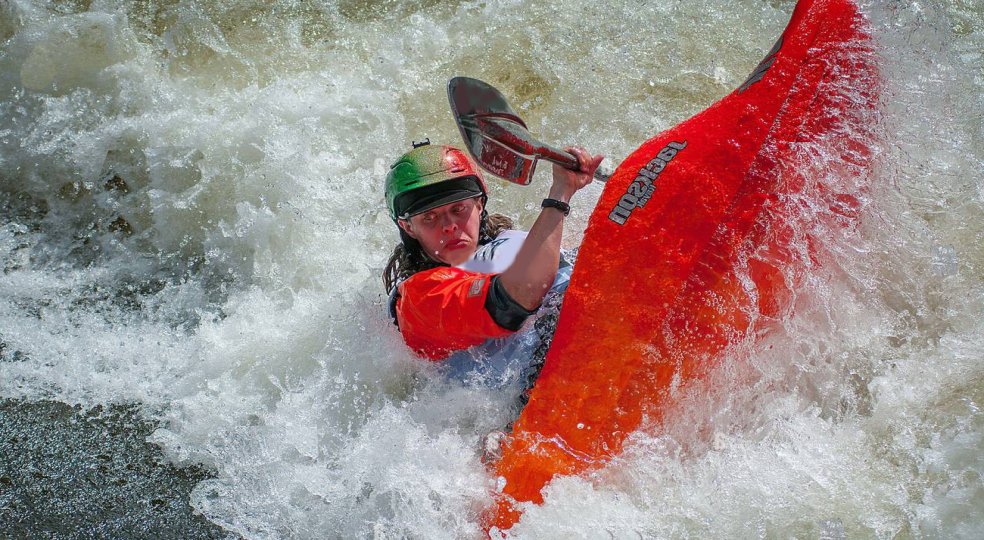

left=382, top=200, right=514, bottom=294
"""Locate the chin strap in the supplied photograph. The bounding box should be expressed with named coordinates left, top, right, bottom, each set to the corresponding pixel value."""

left=477, top=195, right=492, bottom=245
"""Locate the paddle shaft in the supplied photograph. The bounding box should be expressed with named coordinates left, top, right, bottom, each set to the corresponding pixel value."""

left=468, top=115, right=610, bottom=182
left=538, top=143, right=610, bottom=183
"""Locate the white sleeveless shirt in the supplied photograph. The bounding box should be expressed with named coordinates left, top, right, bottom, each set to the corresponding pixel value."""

left=444, top=230, right=573, bottom=394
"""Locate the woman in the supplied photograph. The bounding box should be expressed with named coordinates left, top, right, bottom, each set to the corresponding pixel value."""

left=382, top=141, right=602, bottom=395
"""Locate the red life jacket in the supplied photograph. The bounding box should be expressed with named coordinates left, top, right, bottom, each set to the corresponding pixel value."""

left=394, top=266, right=514, bottom=359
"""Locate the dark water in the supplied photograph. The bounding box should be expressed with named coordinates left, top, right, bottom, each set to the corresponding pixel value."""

left=0, top=400, right=231, bottom=539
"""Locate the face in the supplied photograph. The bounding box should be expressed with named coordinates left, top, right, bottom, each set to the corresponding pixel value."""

left=398, top=197, right=484, bottom=266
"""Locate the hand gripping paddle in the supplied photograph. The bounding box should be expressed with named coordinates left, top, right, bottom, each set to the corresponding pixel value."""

left=448, top=76, right=609, bottom=185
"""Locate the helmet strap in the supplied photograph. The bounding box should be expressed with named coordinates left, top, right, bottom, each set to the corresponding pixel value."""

left=478, top=195, right=492, bottom=244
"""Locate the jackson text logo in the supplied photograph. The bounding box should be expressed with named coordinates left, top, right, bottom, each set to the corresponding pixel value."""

left=608, top=140, right=687, bottom=225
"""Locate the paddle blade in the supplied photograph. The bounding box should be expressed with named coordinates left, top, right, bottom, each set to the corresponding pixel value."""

left=448, top=77, right=525, bottom=125
left=457, top=115, right=539, bottom=185
left=449, top=77, right=539, bottom=185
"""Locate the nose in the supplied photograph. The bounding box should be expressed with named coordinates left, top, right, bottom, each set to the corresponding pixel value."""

left=440, top=214, right=457, bottom=233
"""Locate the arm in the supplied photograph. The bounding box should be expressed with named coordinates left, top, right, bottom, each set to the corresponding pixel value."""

left=498, top=147, right=604, bottom=310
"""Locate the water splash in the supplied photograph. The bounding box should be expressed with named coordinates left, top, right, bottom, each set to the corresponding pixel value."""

left=1, top=0, right=981, bottom=537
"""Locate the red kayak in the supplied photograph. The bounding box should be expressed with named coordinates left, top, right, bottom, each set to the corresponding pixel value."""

left=487, top=0, right=880, bottom=532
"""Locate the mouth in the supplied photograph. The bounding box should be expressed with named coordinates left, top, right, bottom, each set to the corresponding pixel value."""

left=445, top=239, right=468, bottom=250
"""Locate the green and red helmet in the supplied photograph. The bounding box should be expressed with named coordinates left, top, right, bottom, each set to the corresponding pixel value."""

left=385, top=141, right=488, bottom=221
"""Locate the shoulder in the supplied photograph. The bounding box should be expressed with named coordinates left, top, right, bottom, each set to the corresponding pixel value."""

left=459, top=230, right=528, bottom=274
left=397, top=266, right=491, bottom=304
left=401, top=266, right=477, bottom=286
left=492, top=229, right=526, bottom=241
left=394, top=267, right=507, bottom=359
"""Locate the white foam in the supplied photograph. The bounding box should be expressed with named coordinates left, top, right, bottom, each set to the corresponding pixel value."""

left=1, top=0, right=982, bottom=537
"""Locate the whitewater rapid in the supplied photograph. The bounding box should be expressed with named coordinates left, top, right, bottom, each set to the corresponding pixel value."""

left=1, top=0, right=981, bottom=537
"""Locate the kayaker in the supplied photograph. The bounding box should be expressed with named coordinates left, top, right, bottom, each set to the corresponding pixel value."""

left=382, top=140, right=602, bottom=399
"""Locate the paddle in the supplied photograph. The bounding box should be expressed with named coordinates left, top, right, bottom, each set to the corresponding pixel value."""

left=448, top=76, right=609, bottom=185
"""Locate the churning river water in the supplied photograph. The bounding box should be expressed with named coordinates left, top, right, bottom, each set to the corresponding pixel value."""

left=1, top=0, right=982, bottom=538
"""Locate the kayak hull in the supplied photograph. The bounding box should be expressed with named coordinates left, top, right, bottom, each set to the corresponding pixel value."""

left=488, top=0, right=879, bottom=531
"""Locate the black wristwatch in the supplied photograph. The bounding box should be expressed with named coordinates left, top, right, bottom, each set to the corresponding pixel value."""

left=541, top=198, right=571, bottom=216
